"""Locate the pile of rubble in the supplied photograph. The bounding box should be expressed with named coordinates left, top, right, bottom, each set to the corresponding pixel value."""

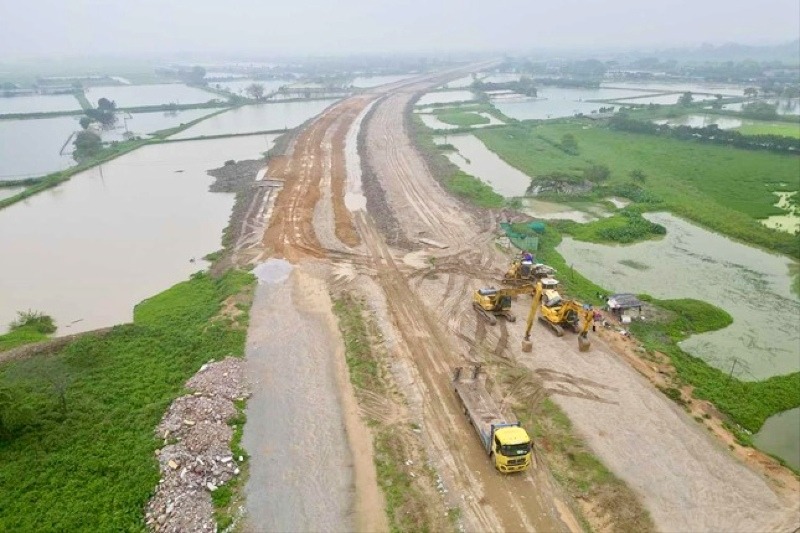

left=145, top=357, right=248, bottom=532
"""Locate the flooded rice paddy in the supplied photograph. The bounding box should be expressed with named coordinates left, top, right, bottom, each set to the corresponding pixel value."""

left=171, top=99, right=336, bottom=138
left=84, top=83, right=219, bottom=107
left=0, top=93, right=82, bottom=114
left=208, top=79, right=291, bottom=96
left=653, top=114, right=743, bottom=129
left=492, top=87, right=652, bottom=120
left=0, top=134, right=274, bottom=335
left=99, top=109, right=219, bottom=142
left=557, top=212, right=800, bottom=381
left=0, top=116, right=79, bottom=179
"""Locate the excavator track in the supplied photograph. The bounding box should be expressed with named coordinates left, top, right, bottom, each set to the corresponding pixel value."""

left=473, top=302, right=498, bottom=326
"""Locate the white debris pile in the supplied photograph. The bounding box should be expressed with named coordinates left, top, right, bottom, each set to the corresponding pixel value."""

left=186, top=357, right=248, bottom=401
left=145, top=358, right=249, bottom=532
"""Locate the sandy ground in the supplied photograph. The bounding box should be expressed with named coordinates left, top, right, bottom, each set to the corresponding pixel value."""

left=239, top=65, right=798, bottom=533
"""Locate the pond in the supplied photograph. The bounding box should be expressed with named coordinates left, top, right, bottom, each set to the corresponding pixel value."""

left=84, top=83, right=219, bottom=108
left=753, top=407, right=800, bottom=471
left=0, top=134, right=274, bottom=335
left=519, top=197, right=609, bottom=223
left=442, top=76, right=475, bottom=89
left=0, top=93, right=82, bottom=115
left=557, top=212, right=800, bottom=381
left=416, top=90, right=476, bottom=106
left=0, top=116, right=79, bottom=180
left=432, top=133, right=531, bottom=196
left=170, top=100, right=337, bottom=138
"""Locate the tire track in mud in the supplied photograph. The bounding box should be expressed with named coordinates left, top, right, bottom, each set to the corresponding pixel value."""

left=354, top=210, right=567, bottom=533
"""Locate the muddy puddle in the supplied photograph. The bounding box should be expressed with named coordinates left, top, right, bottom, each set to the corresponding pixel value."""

left=343, top=100, right=374, bottom=211
left=520, top=197, right=609, bottom=222
left=760, top=191, right=799, bottom=234
left=559, top=212, right=800, bottom=380
left=242, top=263, right=353, bottom=532
left=0, top=135, right=273, bottom=335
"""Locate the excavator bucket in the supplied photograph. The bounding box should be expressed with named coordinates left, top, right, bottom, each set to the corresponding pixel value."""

left=521, top=340, right=533, bottom=353
left=578, top=335, right=591, bottom=352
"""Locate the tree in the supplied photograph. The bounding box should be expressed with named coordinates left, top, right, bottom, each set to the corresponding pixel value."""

left=678, top=92, right=694, bottom=106
left=629, top=169, right=647, bottom=183
left=743, top=87, right=758, bottom=99
left=584, top=164, right=610, bottom=184
left=97, top=97, right=116, bottom=111
left=73, top=130, right=103, bottom=161
left=245, top=83, right=265, bottom=100
left=560, top=133, right=579, bottom=155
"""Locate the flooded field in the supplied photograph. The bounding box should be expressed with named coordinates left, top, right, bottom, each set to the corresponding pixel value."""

left=0, top=93, right=81, bottom=114
left=492, top=87, right=653, bottom=120
left=0, top=116, right=78, bottom=179
left=352, top=74, right=415, bottom=87
left=614, top=93, right=717, bottom=106
left=520, top=197, right=608, bottom=222
left=208, top=79, right=291, bottom=96
left=418, top=113, right=458, bottom=130
left=171, top=99, right=336, bottom=138
left=433, top=133, right=531, bottom=196
left=654, top=114, right=743, bottom=129
left=84, top=83, right=218, bottom=107
left=558, top=212, right=800, bottom=381
left=0, top=187, right=25, bottom=201
left=99, top=108, right=218, bottom=141
left=0, top=135, right=273, bottom=335
left=753, top=407, right=800, bottom=470
left=443, top=76, right=474, bottom=88
left=416, top=90, right=476, bottom=106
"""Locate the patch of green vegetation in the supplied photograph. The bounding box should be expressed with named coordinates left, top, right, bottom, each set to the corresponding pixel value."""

left=515, top=396, right=653, bottom=532
left=618, top=259, right=650, bottom=270
left=332, top=293, right=437, bottom=533
left=0, top=269, right=255, bottom=531
left=332, top=295, right=380, bottom=392
left=737, top=121, right=800, bottom=139
left=435, top=111, right=489, bottom=127
left=560, top=208, right=666, bottom=244
left=475, top=120, right=800, bottom=258
left=0, top=311, right=57, bottom=352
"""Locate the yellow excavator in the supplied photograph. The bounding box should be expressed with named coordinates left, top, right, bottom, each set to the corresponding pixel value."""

left=472, top=284, right=536, bottom=326
left=502, top=259, right=556, bottom=286
left=521, top=278, right=593, bottom=353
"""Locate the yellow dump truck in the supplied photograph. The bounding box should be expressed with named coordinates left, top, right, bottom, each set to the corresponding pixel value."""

left=453, top=365, right=532, bottom=473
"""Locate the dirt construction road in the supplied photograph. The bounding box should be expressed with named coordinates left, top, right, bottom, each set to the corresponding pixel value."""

left=242, top=69, right=799, bottom=532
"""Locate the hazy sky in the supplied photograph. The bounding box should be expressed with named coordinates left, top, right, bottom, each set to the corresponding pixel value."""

left=1, top=0, right=798, bottom=59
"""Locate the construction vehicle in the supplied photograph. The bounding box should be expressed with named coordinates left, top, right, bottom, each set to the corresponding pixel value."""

left=502, top=259, right=556, bottom=286
left=522, top=278, right=593, bottom=352
left=453, top=365, right=532, bottom=473
left=472, top=284, right=536, bottom=325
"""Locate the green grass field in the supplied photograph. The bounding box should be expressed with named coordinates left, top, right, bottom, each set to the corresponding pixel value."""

left=0, top=270, right=254, bottom=531
left=475, top=121, right=799, bottom=258
left=737, top=121, right=800, bottom=139
left=435, top=110, right=489, bottom=127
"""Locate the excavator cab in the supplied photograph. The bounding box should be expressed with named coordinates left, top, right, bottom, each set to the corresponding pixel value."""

left=522, top=278, right=593, bottom=352
left=473, top=285, right=535, bottom=325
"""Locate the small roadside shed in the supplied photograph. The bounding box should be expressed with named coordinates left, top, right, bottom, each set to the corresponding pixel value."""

left=606, top=293, right=643, bottom=321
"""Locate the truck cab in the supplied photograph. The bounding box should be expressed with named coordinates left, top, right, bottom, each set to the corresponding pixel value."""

left=492, top=425, right=532, bottom=473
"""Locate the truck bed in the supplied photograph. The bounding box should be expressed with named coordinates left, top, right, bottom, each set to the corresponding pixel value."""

left=453, top=366, right=516, bottom=451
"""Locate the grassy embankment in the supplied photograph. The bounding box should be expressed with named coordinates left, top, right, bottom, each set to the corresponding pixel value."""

left=0, top=269, right=255, bottom=530
left=0, top=107, right=233, bottom=211
left=332, top=293, right=446, bottom=533
left=475, top=120, right=800, bottom=259
left=737, top=121, right=800, bottom=139
left=0, top=312, right=57, bottom=352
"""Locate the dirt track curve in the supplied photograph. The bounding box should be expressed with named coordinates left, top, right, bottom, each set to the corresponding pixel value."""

left=244, top=67, right=799, bottom=532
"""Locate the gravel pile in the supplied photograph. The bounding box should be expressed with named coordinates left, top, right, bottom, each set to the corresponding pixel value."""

left=146, top=358, right=249, bottom=532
